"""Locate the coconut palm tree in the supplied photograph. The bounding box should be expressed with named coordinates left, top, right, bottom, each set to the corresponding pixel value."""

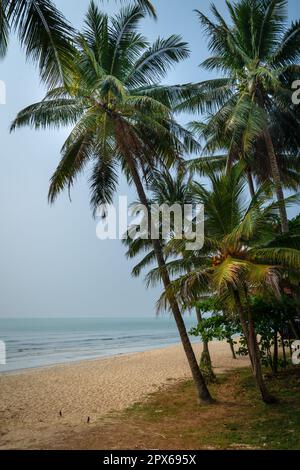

left=149, top=164, right=300, bottom=402
left=177, top=0, right=300, bottom=234
left=123, top=168, right=216, bottom=381
left=10, top=1, right=213, bottom=404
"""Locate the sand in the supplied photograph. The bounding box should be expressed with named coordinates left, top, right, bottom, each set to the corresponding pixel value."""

left=0, top=341, right=250, bottom=449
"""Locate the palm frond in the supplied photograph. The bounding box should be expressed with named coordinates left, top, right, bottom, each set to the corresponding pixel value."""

left=249, top=247, right=300, bottom=270
left=109, top=2, right=147, bottom=75
left=48, top=113, right=98, bottom=203
left=125, top=35, right=190, bottom=87
left=105, top=0, right=157, bottom=19
left=7, top=0, right=75, bottom=87
left=89, top=158, right=119, bottom=214
left=131, top=250, right=157, bottom=278
left=271, top=19, right=300, bottom=65
left=0, top=0, right=9, bottom=58
left=10, top=99, right=84, bottom=131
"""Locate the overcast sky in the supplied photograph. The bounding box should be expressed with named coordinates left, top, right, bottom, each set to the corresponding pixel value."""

left=0, top=0, right=299, bottom=318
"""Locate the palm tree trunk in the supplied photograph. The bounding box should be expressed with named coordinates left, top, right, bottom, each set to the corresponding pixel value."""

left=264, top=130, right=289, bottom=234
left=233, top=290, right=276, bottom=404
left=290, top=319, right=300, bottom=340
left=125, top=154, right=214, bottom=404
left=247, top=307, right=276, bottom=403
left=228, top=337, right=236, bottom=360
left=195, top=307, right=216, bottom=382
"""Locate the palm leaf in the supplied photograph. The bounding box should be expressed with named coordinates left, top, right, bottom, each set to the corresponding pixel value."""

left=249, top=247, right=300, bottom=270
left=89, top=158, right=119, bottom=213
left=6, top=0, right=75, bottom=87
left=125, top=35, right=190, bottom=87
left=0, top=0, right=9, bottom=58
left=10, top=98, right=84, bottom=131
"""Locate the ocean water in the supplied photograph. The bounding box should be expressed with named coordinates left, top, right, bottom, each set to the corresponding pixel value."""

left=0, top=316, right=197, bottom=373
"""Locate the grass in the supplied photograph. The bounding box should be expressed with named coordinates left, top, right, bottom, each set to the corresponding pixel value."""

left=117, top=367, right=300, bottom=450
left=50, top=366, right=300, bottom=450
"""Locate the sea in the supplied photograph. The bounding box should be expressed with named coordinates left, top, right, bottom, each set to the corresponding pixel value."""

left=0, top=316, right=197, bottom=373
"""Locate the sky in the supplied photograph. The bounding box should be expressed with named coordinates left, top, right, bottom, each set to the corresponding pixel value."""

left=0, top=0, right=300, bottom=318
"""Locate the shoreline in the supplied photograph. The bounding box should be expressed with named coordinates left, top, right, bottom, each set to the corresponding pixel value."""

left=0, top=339, right=200, bottom=377
left=0, top=341, right=250, bottom=450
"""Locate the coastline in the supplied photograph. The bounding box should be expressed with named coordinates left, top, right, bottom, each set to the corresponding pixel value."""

left=0, top=341, right=250, bottom=450
left=0, top=341, right=198, bottom=377
left=0, top=316, right=198, bottom=375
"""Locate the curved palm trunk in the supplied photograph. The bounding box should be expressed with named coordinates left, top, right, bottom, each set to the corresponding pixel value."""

left=195, top=307, right=216, bottom=382
left=264, top=130, right=289, bottom=234
left=233, top=290, right=276, bottom=404
left=125, top=154, right=213, bottom=404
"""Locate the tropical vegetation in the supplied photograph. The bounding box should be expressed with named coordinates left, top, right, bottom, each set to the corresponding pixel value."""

left=3, top=0, right=300, bottom=409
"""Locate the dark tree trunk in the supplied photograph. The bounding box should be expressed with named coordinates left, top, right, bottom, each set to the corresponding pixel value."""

left=290, top=319, right=300, bottom=340
left=233, top=290, right=276, bottom=404
left=125, top=153, right=213, bottom=404
left=289, top=335, right=293, bottom=358
left=228, top=337, right=237, bottom=360
left=246, top=167, right=255, bottom=198
left=195, top=307, right=216, bottom=382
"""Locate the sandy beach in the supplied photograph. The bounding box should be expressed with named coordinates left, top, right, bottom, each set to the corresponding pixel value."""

left=0, top=341, right=250, bottom=450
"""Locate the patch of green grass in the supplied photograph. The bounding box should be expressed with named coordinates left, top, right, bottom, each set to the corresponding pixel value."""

left=118, top=366, right=300, bottom=450
left=233, top=368, right=300, bottom=450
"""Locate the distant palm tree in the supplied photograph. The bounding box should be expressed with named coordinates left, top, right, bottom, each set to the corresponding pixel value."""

left=178, top=0, right=300, bottom=234
left=151, top=165, right=300, bottom=402
left=11, top=2, right=213, bottom=404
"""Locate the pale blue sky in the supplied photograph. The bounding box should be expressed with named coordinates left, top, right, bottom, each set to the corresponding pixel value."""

left=0, top=0, right=299, bottom=318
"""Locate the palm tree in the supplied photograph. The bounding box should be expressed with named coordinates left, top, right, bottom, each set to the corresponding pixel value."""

left=10, top=1, right=213, bottom=404
left=178, top=0, right=300, bottom=234
left=151, top=164, right=300, bottom=403
left=123, top=168, right=216, bottom=381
